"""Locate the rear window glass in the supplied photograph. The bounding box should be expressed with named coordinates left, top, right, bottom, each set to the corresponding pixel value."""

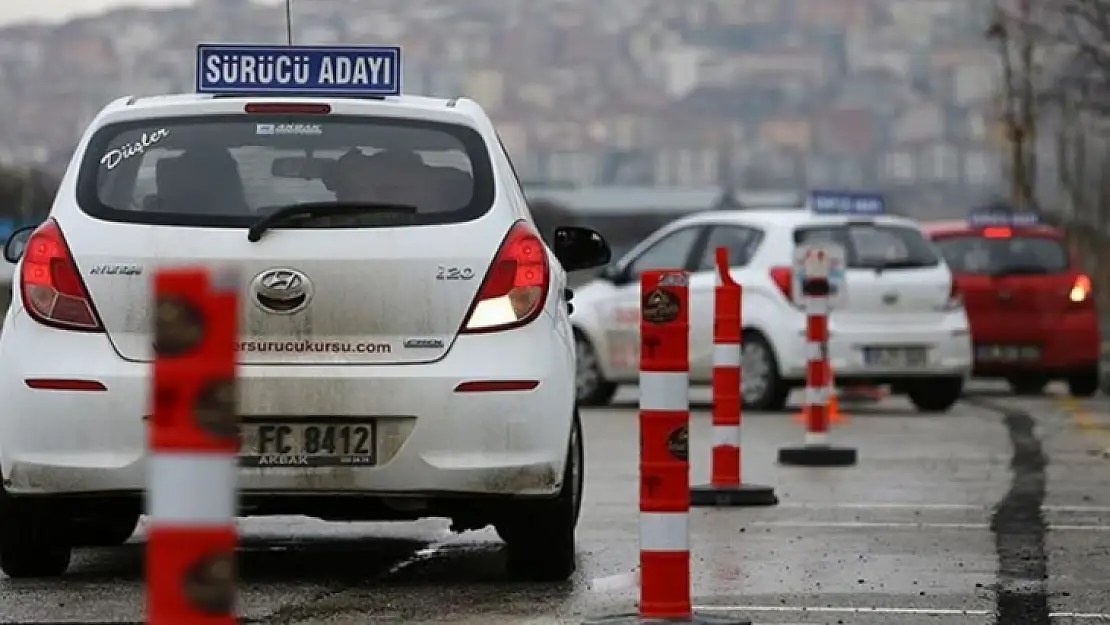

left=75, top=115, right=494, bottom=228
left=793, top=223, right=940, bottom=269
left=933, top=235, right=1069, bottom=274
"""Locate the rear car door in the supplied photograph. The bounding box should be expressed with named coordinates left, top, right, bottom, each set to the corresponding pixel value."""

left=688, top=224, right=764, bottom=380
left=603, top=226, right=705, bottom=380
left=65, top=107, right=511, bottom=369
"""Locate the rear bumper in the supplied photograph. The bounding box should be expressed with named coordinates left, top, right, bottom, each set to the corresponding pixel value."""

left=0, top=308, right=575, bottom=499
left=779, top=315, right=972, bottom=380
left=970, top=311, right=1100, bottom=376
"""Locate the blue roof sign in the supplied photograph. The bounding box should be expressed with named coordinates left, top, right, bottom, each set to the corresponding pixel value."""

left=968, top=208, right=1040, bottom=227
left=195, top=44, right=401, bottom=97
left=809, top=190, right=885, bottom=215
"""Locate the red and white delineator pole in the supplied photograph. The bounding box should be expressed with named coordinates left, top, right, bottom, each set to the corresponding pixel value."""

left=691, top=247, right=777, bottom=507
left=585, top=270, right=745, bottom=625
left=777, top=249, right=857, bottom=467
left=147, top=267, right=239, bottom=625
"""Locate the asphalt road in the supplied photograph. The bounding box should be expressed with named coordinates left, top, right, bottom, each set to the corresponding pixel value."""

left=1, top=385, right=1108, bottom=625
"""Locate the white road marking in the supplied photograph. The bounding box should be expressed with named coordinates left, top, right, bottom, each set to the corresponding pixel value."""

left=750, top=520, right=1110, bottom=531
left=695, top=605, right=1110, bottom=619
left=695, top=605, right=990, bottom=615
left=775, top=502, right=1110, bottom=513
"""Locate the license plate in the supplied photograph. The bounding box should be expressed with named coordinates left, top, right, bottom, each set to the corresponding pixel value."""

left=239, top=422, right=376, bottom=467
left=975, top=344, right=1041, bottom=361
left=863, top=346, right=927, bottom=368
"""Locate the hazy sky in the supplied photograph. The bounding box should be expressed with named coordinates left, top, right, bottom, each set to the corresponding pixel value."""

left=1, top=0, right=195, bottom=25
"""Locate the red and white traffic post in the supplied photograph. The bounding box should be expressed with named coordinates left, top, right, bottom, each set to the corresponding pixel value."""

left=691, top=247, right=777, bottom=507
left=147, top=267, right=240, bottom=625
left=778, top=245, right=857, bottom=467
left=586, top=269, right=744, bottom=625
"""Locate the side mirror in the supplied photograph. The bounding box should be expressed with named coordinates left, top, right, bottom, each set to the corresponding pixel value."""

left=4, top=226, right=35, bottom=264
left=552, top=226, right=611, bottom=272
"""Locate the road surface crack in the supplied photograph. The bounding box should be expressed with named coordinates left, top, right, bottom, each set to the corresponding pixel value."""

left=973, top=400, right=1051, bottom=625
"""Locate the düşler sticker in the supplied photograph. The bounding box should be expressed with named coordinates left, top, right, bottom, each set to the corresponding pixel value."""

left=100, top=128, right=169, bottom=170
left=641, top=288, right=680, bottom=324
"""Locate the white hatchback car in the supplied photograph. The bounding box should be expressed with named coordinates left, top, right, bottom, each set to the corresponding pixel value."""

left=571, top=206, right=972, bottom=411
left=0, top=47, right=611, bottom=580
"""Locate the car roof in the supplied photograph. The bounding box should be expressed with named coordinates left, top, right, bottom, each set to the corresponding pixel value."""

left=667, top=207, right=924, bottom=231
left=92, top=93, right=485, bottom=126
left=920, top=219, right=1064, bottom=238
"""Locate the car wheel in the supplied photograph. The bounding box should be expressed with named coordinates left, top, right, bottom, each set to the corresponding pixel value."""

left=495, top=408, right=582, bottom=582
left=906, top=377, right=964, bottom=413
left=1067, top=367, right=1099, bottom=398
left=1007, top=374, right=1048, bottom=396
left=0, top=490, right=72, bottom=578
left=741, top=331, right=789, bottom=411
left=69, top=513, right=140, bottom=547
left=574, top=331, right=617, bottom=406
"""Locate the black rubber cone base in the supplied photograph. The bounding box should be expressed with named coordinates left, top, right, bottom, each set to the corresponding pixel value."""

left=690, top=482, right=778, bottom=507
left=777, top=445, right=857, bottom=467
left=583, top=613, right=750, bottom=625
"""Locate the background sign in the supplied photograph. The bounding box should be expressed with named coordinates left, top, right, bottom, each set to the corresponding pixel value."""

left=809, top=190, right=885, bottom=216
left=792, top=242, right=847, bottom=308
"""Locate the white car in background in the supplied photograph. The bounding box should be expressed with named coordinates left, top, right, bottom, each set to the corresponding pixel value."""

left=0, top=44, right=612, bottom=581
left=571, top=206, right=972, bottom=412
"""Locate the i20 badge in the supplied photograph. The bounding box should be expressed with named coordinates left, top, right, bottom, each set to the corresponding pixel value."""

left=252, top=268, right=313, bottom=315
left=404, top=338, right=445, bottom=349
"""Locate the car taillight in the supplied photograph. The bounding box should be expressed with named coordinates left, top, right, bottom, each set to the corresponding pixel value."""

left=1069, top=273, right=1093, bottom=305
left=461, top=221, right=549, bottom=333
left=19, top=219, right=103, bottom=332
left=769, top=266, right=795, bottom=304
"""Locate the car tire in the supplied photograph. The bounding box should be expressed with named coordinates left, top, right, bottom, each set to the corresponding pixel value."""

left=741, top=331, right=789, bottom=411
left=495, top=408, right=583, bottom=582
left=574, top=331, right=617, bottom=407
left=0, top=490, right=72, bottom=578
left=1067, top=367, right=1100, bottom=398
left=1007, top=375, right=1048, bottom=396
left=69, top=513, right=140, bottom=547
left=906, top=377, right=964, bottom=413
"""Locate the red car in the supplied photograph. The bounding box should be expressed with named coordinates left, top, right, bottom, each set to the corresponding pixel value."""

left=923, top=215, right=1100, bottom=396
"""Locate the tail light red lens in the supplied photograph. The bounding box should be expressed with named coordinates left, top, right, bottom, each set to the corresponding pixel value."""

left=461, top=221, right=549, bottom=333
left=769, top=266, right=795, bottom=304
left=20, top=219, right=103, bottom=332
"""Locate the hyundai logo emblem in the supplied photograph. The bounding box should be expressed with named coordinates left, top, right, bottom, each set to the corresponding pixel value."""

left=882, top=292, right=899, bottom=305
left=251, top=268, right=313, bottom=314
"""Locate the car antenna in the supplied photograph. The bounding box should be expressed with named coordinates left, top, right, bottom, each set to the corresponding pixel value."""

left=284, top=0, right=294, bottom=45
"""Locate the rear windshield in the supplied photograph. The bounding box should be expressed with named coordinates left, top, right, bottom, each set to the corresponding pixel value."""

left=793, top=223, right=941, bottom=270
left=76, top=115, right=494, bottom=228
left=932, top=234, right=1069, bottom=274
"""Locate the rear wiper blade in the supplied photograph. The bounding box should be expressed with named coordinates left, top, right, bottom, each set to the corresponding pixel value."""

left=991, top=265, right=1050, bottom=276
left=861, top=259, right=929, bottom=274
left=246, top=202, right=419, bottom=242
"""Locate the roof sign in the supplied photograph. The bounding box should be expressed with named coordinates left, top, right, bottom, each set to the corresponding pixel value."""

left=968, top=208, right=1039, bottom=227
left=808, top=190, right=885, bottom=215
left=195, top=44, right=401, bottom=97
